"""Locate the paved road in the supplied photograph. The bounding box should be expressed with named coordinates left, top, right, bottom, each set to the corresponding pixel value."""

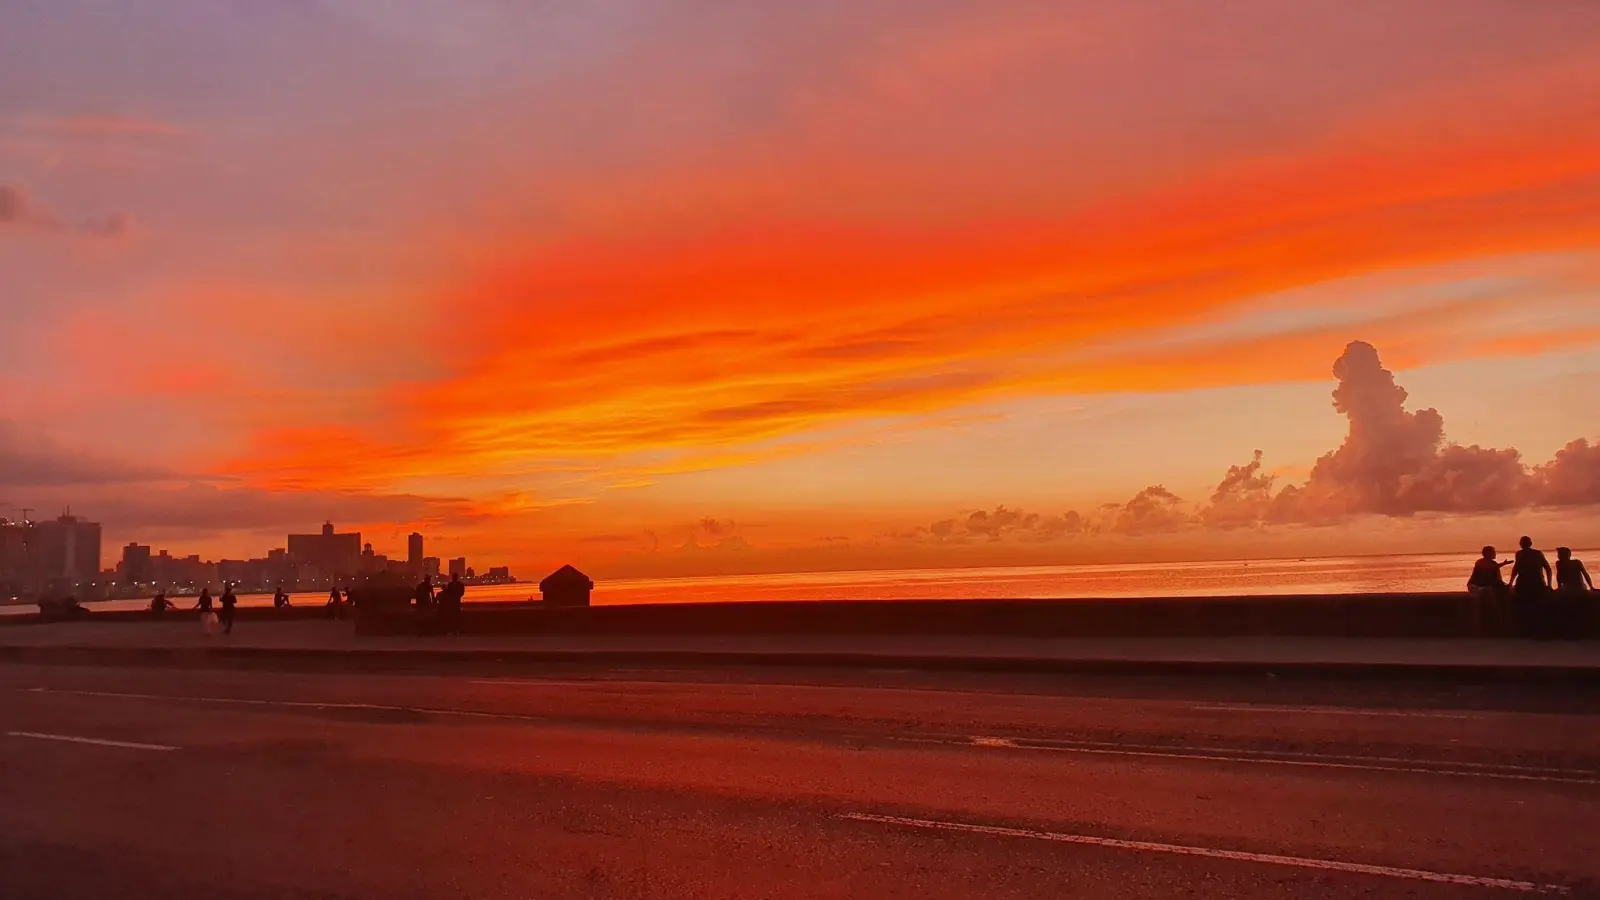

left=2, top=663, right=1598, bottom=898
left=10, top=621, right=1600, bottom=673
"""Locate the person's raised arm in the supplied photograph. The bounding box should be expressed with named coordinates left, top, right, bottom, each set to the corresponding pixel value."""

left=1584, top=561, right=1595, bottom=592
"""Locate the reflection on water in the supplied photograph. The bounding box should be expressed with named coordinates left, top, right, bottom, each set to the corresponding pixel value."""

left=9, top=550, right=1574, bottom=616
left=593, top=553, right=1483, bottom=605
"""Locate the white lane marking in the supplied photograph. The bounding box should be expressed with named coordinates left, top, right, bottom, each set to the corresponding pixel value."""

left=5, top=731, right=177, bottom=751
left=27, top=688, right=1600, bottom=785
left=995, top=735, right=1594, bottom=775
left=1194, top=704, right=1481, bottom=720
left=841, top=813, right=1569, bottom=895
left=945, top=736, right=1600, bottom=784
left=24, top=686, right=551, bottom=724
left=469, top=679, right=637, bottom=688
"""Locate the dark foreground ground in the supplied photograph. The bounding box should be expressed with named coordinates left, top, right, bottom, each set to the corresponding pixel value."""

left=3, top=661, right=1599, bottom=899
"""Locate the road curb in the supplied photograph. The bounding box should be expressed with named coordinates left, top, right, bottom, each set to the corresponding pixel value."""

left=4, top=644, right=1600, bottom=684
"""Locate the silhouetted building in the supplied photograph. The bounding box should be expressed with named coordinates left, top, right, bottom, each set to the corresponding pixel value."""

left=219, top=558, right=273, bottom=590
left=408, top=533, right=424, bottom=572
left=121, top=543, right=152, bottom=584
left=539, top=565, right=593, bottom=607
left=33, top=514, right=102, bottom=588
left=287, top=521, right=361, bottom=579
left=145, top=549, right=211, bottom=589
left=448, top=557, right=467, bottom=578
left=0, top=519, right=34, bottom=594
left=486, top=566, right=509, bottom=579
left=423, top=556, right=441, bottom=579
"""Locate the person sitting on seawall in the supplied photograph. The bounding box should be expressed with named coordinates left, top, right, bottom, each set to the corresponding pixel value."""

left=1466, top=545, right=1511, bottom=600
left=1556, top=548, right=1594, bottom=597
left=273, top=586, right=291, bottom=609
left=1507, top=536, right=1555, bottom=638
left=149, top=591, right=174, bottom=617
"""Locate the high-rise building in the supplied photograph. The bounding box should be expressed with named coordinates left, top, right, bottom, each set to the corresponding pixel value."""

left=448, top=557, right=467, bottom=578
left=407, top=533, right=424, bottom=570
left=121, top=543, right=152, bottom=584
left=286, top=521, right=361, bottom=579
left=423, top=557, right=441, bottom=579
left=0, top=519, right=34, bottom=592
left=33, top=514, right=102, bottom=588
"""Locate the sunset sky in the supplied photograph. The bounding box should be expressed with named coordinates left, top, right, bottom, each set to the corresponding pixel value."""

left=3, top=0, right=1599, bottom=577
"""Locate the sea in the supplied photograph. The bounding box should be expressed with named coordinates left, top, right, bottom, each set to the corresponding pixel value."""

left=6, top=550, right=1574, bottom=616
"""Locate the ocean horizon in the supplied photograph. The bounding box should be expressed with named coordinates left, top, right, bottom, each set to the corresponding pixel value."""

left=11, top=549, right=1592, bottom=616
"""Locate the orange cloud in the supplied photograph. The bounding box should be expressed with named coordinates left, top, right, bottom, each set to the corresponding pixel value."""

left=216, top=127, right=1600, bottom=493
left=307, top=129, right=1588, bottom=479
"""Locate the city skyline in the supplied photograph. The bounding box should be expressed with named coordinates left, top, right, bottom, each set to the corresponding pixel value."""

left=0, top=513, right=509, bottom=597
left=3, top=1, right=1599, bottom=579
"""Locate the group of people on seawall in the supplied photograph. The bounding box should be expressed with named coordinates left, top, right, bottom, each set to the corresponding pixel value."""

left=147, top=583, right=242, bottom=635
left=413, top=573, right=466, bottom=636
left=1468, top=536, right=1594, bottom=636
left=143, top=576, right=467, bottom=634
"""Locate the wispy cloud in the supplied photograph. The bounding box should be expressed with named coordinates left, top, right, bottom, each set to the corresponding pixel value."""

left=0, top=183, right=132, bottom=239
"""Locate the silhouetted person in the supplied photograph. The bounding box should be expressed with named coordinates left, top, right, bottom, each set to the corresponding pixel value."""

left=414, top=577, right=436, bottom=636
left=437, top=574, right=464, bottom=635
left=149, top=592, right=174, bottom=617
left=195, top=588, right=217, bottom=635
left=219, top=583, right=238, bottom=634
left=1508, top=536, right=1553, bottom=638
left=273, top=587, right=290, bottom=609
left=1556, top=548, right=1594, bottom=595
left=1466, top=545, right=1510, bottom=600
left=326, top=587, right=346, bottom=619
left=1509, top=536, right=1553, bottom=595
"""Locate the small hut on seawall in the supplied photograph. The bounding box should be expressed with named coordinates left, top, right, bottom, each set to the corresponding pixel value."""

left=538, top=565, right=594, bottom=607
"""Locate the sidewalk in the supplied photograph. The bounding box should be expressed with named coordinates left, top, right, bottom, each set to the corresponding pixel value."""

left=3, top=619, right=1599, bottom=681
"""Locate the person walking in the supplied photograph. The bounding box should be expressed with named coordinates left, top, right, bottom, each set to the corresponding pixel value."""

left=219, top=583, right=238, bottom=635
left=195, top=588, right=218, bottom=636
left=438, top=573, right=464, bottom=636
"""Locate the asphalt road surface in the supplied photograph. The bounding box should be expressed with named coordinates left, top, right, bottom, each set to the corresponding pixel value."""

left=2, top=662, right=1598, bottom=899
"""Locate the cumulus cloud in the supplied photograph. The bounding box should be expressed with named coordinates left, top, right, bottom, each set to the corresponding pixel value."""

left=1201, top=451, right=1275, bottom=529
left=909, top=490, right=1202, bottom=544
left=1111, top=486, right=1192, bottom=535
left=1269, top=342, right=1532, bottom=521
left=906, top=507, right=1084, bottom=543
left=0, top=419, right=174, bottom=487
left=1534, top=439, right=1600, bottom=507
left=659, top=517, right=752, bottom=553
left=0, top=184, right=133, bottom=239
left=907, top=341, right=1599, bottom=542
